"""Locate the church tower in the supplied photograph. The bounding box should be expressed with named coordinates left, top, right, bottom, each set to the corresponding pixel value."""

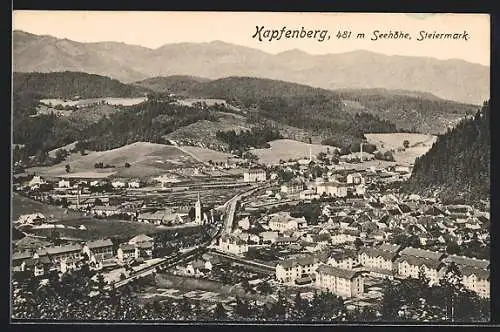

left=195, top=192, right=202, bottom=224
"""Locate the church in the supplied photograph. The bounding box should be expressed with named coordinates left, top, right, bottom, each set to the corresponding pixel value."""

left=194, top=193, right=209, bottom=225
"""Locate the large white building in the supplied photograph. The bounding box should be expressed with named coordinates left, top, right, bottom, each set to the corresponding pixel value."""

left=443, top=255, right=490, bottom=298
left=276, top=255, right=319, bottom=283
left=315, top=265, right=365, bottom=298
left=218, top=234, right=248, bottom=255
left=268, top=212, right=306, bottom=232
left=243, top=169, right=266, bottom=182
left=396, top=247, right=447, bottom=285
left=358, top=244, right=401, bottom=278
left=316, top=182, right=349, bottom=197
left=280, top=181, right=304, bottom=195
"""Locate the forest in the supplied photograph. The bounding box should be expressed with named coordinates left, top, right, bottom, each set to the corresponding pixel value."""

left=406, top=101, right=490, bottom=205
left=215, top=126, right=283, bottom=152
left=13, top=97, right=216, bottom=158
left=13, top=71, right=148, bottom=98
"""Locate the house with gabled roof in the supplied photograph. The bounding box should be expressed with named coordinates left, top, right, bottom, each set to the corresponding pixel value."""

left=276, top=255, right=319, bottom=283
left=83, top=239, right=114, bottom=261
left=45, top=244, right=83, bottom=264
left=443, top=255, right=490, bottom=298
left=358, top=243, right=401, bottom=278
left=117, top=243, right=139, bottom=264
left=396, top=255, right=446, bottom=285
left=315, top=265, right=365, bottom=298
left=128, top=234, right=153, bottom=245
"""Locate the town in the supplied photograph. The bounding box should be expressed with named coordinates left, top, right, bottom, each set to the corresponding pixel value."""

left=11, top=144, right=490, bottom=321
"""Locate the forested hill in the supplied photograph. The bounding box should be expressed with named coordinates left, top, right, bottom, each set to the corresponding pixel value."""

left=133, top=75, right=210, bottom=94
left=406, top=101, right=490, bottom=205
left=13, top=72, right=149, bottom=98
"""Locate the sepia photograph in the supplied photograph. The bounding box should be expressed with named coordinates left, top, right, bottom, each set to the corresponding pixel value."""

left=10, top=11, right=490, bottom=324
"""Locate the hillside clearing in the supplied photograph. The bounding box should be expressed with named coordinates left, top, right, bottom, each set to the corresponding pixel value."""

left=252, top=139, right=337, bottom=165
left=27, top=142, right=203, bottom=179
left=365, top=133, right=437, bottom=165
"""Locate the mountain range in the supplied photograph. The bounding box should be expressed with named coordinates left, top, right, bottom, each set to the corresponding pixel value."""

left=13, top=30, right=489, bottom=105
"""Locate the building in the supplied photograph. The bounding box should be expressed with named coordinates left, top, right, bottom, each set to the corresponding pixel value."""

left=237, top=217, right=250, bottom=230
left=91, top=205, right=121, bottom=217
left=136, top=241, right=154, bottom=259
left=128, top=180, right=142, bottom=188
left=276, top=255, right=319, bottom=283
left=316, top=182, right=350, bottom=197
left=58, top=179, right=71, bottom=188
left=443, top=255, right=490, bottom=298
left=111, top=180, right=126, bottom=188
left=128, top=234, right=154, bottom=245
left=358, top=244, right=401, bottom=278
left=315, top=265, right=365, bottom=298
left=195, top=193, right=204, bottom=225
left=138, top=210, right=167, bottom=225
left=83, top=239, right=114, bottom=261
left=28, top=176, right=46, bottom=188
left=346, top=173, right=364, bottom=185
left=45, top=244, right=83, bottom=264
left=243, top=169, right=266, bottom=182
left=399, top=247, right=446, bottom=261
left=280, top=181, right=304, bottom=195
left=218, top=234, right=248, bottom=255
left=260, top=231, right=279, bottom=244
left=327, top=250, right=359, bottom=270
left=300, top=189, right=319, bottom=200
left=268, top=212, right=306, bottom=232
left=17, top=213, right=46, bottom=225
left=117, top=243, right=139, bottom=264
left=396, top=256, right=446, bottom=285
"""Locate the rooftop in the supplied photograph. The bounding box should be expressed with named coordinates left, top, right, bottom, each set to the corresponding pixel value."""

left=316, top=264, right=364, bottom=280
left=399, top=247, right=445, bottom=261
left=86, top=239, right=113, bottom=249
left=46, top=244, right=83, bottom=255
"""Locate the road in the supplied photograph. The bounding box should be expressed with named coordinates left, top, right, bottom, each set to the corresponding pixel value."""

left=221, top=183, right=271, bottom=235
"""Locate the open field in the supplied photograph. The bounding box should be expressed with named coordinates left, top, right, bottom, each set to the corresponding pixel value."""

left=179, top=146, right=233, bottom=163
left=11, top=193, right=84, bottom=222
left=252, top=139, right=337, bottom=165
left=365, top=133, right=437, bottom=165
left=48, top=141, right=79, bottom=158
left=27, top=142, right=203, bottom=179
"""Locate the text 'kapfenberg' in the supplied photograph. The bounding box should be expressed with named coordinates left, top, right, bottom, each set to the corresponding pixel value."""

left=252, top=26, right=330, bottom=42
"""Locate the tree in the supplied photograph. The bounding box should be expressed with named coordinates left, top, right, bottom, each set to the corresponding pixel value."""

left=403, top=140, right=410, bottom=149
left=292, top=292, right=308, bottom=321
left=65, top=164, right=71, bottom=173
left=124, top=162, right=131, bottom=168
left=317, top=152, right=327, bottom=162
left=234, top=297, right=250, bottom=319
left=257, top=281, right=273, bottom=295
left=354, top=238, right=364, bottom=250
left=439, top=262, right=464, bottom=322
left=241, top=280, right=252, bottom=293
left=213, top=302, right=227, bottom=320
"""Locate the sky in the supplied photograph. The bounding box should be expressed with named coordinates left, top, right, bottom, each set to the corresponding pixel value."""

left=13, top=11, right=490, bottom=66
